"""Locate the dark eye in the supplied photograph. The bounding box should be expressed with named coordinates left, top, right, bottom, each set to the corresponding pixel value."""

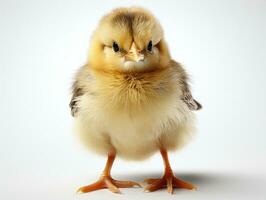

left=147, top=40, right=153, bottom=51
left=113, top=42, right=120, bottom=52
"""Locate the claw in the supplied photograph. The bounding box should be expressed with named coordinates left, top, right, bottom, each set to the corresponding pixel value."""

left=167, top=178, right=173, bottom=194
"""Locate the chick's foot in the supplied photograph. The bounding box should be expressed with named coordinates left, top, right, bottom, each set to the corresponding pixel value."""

left=144, top=173, right=197, bottom=194
left=77, top=176, right=140, bottom=194
left=77, top=153, right=140, bottom=194
left=143, top=149, right=197, bottom=194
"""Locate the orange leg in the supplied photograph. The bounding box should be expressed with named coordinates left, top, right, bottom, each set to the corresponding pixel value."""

left=77, top=152, right=140, bottom=194
left=144, top=149, right=197, bottom=194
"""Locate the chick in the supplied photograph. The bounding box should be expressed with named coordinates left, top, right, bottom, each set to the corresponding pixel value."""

left=70, top=7, right=201, bottom=194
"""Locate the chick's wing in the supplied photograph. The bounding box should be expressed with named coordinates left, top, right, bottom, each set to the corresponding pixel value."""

left=70, top=65, right=91, bottom=117
left=170, top=60, right=202, bottom=111
left=182, top=90, right=202, bottom=111
left=70, top=81, right=83, bottom=117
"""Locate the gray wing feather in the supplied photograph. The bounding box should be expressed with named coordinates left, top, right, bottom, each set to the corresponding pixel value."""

left=69, top=81, right=83, bottom=117
left=171, top=60, right=202, bottom=111
left=69, top=65, right=88, bottom=117
left=182, top=90, right=202, bottom=111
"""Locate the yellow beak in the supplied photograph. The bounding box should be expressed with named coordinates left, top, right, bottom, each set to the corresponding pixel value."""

left=125, top=42, right=144, bottom=62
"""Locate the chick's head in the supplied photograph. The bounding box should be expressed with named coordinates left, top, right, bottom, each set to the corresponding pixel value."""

left=89, top=7, right=170, bottom=72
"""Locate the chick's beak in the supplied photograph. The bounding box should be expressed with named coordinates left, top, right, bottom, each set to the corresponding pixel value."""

left=125, top=42, right=144, bottom=62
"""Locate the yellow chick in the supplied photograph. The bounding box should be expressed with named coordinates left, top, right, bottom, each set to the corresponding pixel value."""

left=70, top=7, right=201, bottom=194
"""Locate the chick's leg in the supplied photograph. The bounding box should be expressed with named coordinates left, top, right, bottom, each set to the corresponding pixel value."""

left=144, top=149, right=197, bottom=194
left=77, top=152, right=140, bottom=194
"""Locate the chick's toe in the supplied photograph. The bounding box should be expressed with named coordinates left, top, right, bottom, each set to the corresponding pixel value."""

left=77, top=176, right=140, bottom=194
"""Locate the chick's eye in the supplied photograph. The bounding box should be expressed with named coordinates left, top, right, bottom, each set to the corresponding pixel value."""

left=112, top=42, right=120, bottom=52
left=147, top=41, right=153, bottom=51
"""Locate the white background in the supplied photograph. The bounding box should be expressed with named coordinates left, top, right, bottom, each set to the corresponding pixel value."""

left=1, top=0, right=266, bottom=199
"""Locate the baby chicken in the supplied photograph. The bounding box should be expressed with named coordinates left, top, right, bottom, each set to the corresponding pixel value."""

left=70, top=7, right=201, bottom=194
